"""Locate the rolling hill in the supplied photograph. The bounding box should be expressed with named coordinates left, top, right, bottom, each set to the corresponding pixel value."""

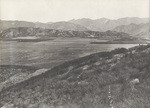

left=0, top=44, right=150, bottom=108
left=47, top=21, right=89, bottom=31
left=0, top=20, right=88, bottom=33
left=0, top=27, right=130, bottom=40
left=0, top=20, right=41, bottom=31
left=113, top=23, right=149, bottom=39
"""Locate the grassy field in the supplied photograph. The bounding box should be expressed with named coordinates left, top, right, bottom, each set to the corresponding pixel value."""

left=0, top=37, right=138, bottom=69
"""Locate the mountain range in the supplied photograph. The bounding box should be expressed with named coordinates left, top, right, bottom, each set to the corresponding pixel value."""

left=0, top=20, right=88, bottom=32
left=46, top=21, right=89, bottom=31
left=0, top=27, right=129, bottom=40
left=69, top=17, right=148, bottom=31
left=113, top=23, right=149, bottom=39
left=0, top=17, right=149, bottom=39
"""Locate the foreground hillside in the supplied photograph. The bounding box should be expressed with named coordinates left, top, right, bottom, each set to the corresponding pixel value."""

left=0, top=65, right=40, bottom=91
left=0, top=44, right=150, bottom=108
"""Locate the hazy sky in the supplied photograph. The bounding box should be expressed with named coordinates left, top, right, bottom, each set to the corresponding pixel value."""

left=0, top=0, right=149, bottom=22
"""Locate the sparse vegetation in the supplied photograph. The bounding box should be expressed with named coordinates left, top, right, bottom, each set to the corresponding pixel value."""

left=0, top=44, right=150, bottom=108
left=0, top=27, right=130, bottom=40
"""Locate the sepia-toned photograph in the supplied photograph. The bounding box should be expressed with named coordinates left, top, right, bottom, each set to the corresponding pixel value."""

left=0, top=0, right=149, bottom=108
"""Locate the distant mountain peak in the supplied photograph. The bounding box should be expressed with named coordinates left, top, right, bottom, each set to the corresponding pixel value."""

left=79, top=18, right=92, bottom=20
left=48, top=21, right=89, bottom=31
left=113, top=23, right=149, bottom=39
left=96, top=18, right=109, bottom=20
left=69, top=17, right=149, bottom=31
left=0, top=17, right=149, bottom=34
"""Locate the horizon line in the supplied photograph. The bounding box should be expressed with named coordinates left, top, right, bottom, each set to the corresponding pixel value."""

left=0, top=17, right=148, bottom=23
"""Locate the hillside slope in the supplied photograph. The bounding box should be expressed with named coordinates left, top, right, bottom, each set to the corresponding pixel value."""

left=113, top=23, right=149, bottom=39
left=0, top=27, right=130, bottom=40
left=0, top=20, right=89, bottom=32
left=70, top=17, right=149, bottom=31
left=0, top=20, right=51, bottom=32
left=47, top=21, right=89, bottom=31
left=0, top=44, right=150, bottom=108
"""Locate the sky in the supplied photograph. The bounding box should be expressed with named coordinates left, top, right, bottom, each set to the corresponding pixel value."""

left=0, top=0, right=149, bottom=22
